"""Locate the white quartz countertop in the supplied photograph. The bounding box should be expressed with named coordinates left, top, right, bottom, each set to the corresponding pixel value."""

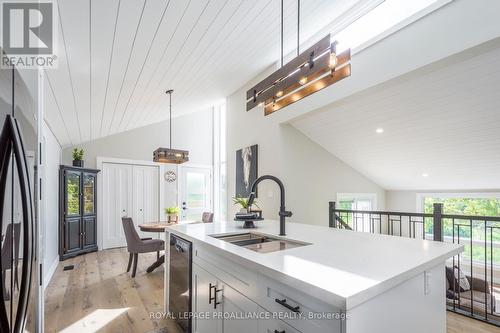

left=166, top=220, right=462, bottom=310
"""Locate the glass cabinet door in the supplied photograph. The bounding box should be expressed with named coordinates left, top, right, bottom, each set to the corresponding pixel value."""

left=66, top=171, right=81, bottom=216
left=83, top=173, right=96, bottom=215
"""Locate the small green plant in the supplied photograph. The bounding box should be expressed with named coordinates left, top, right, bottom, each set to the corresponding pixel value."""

left=232, top=197, right=259, bottom=209
left=72, top=148, right=84, bottom=161
left=165, top=207, right=181, bottom=215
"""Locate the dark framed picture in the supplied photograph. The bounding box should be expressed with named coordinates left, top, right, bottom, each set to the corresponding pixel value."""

left=236, top=144, right=258, bottom=198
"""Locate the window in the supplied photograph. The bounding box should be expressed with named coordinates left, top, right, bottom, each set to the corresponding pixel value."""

left=336, top=193, right=377, bottom=232
left=337, top=193, right=377, bottom=210
left=213, top=103, right=227, bottom=221
left=418, top=193, right=500, bottom=266
left=421, top=196, right=500, bottom=217
left=333, top=0, right=441, bottom=53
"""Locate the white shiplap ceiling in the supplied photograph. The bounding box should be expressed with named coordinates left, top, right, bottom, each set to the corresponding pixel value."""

left=44, top=0, right=372, bottom=146
left=291, top=39, right=500, bottom=190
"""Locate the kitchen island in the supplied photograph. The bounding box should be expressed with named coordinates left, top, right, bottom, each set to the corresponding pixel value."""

left=165, top=220, right=462, bottom=333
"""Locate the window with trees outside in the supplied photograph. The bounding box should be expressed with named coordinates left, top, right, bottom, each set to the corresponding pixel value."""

left=421, top=194, right=500, bottom=266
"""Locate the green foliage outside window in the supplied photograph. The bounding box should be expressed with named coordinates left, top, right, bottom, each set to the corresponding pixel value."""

left=424, top=197, right=500, bottom=264
left=338, top=200, right=354, bottom=210
left=67, top=175, right=80, bottom=215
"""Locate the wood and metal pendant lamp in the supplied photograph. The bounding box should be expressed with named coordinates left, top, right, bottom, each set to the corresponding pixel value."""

left=246, top=0, right=351, bottom=116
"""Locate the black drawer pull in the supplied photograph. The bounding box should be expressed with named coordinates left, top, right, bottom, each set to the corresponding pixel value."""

left=274, top=330, right=285, bottom=333
left=209, top=283, right=222, bottom=309
left=275, top=298, right=300, bottom=313
left=209, top=283, right=215, bottom=304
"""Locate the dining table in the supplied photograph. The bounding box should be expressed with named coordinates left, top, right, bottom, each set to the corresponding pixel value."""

left=138, top=220, right=198, bottom=273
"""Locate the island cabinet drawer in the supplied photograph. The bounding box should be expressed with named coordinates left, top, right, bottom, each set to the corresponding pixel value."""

left=257, top=275, right=342, bottom=333
left=193, top=243, right=259, bottom=299
left=258, top=308, right=302, bottom=333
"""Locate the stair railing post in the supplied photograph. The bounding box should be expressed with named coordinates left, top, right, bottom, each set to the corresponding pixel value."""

left=433, top=203, right=443, bottom=242
left=329, top=201, right=336, bottom=228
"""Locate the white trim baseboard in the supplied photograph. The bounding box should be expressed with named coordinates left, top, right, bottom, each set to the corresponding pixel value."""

left=44, top=257, right=60, bottom=288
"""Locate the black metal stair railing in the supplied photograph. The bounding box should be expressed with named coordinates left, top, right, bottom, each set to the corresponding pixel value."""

left=329, top=201, right=500, bottom=327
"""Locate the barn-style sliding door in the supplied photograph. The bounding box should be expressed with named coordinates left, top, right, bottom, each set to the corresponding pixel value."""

left=101, top=162, right=160, bottom=249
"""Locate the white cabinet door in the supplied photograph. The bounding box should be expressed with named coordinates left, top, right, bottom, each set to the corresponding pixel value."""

left=102, top=163, right=133, bottom=249
left=220, top=282, right=259, bottom=333
left=192, top=263, right=220, bottom=333
left=132, top=165, right=159, bottom=239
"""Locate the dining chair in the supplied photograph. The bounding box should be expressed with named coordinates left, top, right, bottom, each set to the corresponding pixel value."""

left=202, top=212, right=214, bottom=223
left=1, top=223, right=20, bottom=300
left=121, top=217, right=164, bottom=277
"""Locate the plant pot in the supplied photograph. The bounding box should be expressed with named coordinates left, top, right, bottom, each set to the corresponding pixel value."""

left=168, top=214, right=178, bottom=223
left=72, top=160, right=84, bottom=167
left=239, top=208, right=248, bottom=214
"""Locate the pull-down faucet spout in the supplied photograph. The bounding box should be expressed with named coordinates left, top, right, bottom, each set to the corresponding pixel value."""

left=247, top=175, right=292, bottom=236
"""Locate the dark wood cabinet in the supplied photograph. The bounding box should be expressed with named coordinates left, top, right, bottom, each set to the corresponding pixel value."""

left=59, top=165, right=100, bottom=260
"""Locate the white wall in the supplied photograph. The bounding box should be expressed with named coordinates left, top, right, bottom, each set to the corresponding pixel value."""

left=42, top=121, right=62, bottom=287
left=227, top=84, right=386, bottom=227
left=386, top=189, right=500, bottom=213
left=62, top=109, right=213, bottom=169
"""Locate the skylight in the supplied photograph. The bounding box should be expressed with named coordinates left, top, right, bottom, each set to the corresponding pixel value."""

left=334, top=0, right=445, bottom=53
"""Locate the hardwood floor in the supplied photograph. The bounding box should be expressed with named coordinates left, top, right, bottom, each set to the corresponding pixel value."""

left=45, top=248, right=500, bottom=333
left=447, top=312, right=500, bottom=333
left=44, top=248, right=181, bottom=333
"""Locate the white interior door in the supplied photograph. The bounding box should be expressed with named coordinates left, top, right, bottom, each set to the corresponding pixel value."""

left=102, top=163, right=133, bottom=249
left=133, top=165, right=159, bottom=239
left=180, top=166, right=212, bottom=221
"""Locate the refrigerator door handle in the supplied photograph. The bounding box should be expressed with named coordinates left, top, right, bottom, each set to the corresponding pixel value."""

left=0, top=115, right=35, bottom=333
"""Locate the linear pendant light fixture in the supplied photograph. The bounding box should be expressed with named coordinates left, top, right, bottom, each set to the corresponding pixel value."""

left=153, top=89, right=189, bottom=164
left=246, top=0, right=351, bottom=116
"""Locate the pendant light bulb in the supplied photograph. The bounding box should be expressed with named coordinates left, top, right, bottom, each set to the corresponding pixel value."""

left=329, top=52, right=338, bottom=69
left=299, top=76, right=307, bottom=85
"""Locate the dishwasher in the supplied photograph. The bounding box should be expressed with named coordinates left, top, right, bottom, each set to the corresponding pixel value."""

left=169, top=234, right=192, bottom=333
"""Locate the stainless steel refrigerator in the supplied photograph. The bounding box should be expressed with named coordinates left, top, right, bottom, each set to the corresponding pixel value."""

left=0, top=64, right=40, bottom=332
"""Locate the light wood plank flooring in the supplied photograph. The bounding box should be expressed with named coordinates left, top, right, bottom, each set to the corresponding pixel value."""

left=447, top=312, right=500, bottom=333
left=44, top=248, right=180, bottom=333
left=45, top=248, right=500, bottom=333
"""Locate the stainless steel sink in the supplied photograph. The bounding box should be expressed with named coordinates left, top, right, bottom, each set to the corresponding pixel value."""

left=211, top=232, right=310, bottom=253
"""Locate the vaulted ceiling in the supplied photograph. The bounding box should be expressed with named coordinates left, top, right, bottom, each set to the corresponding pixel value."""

left=291, top=40, right=500, bottom=190
left=44, top=0, right=376, bottom=146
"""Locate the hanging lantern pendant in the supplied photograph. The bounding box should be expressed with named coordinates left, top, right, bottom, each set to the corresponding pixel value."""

left=153, top=89, right=189, bottom=164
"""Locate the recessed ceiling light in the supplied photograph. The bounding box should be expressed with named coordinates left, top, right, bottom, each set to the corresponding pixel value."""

left=376, top=128, right=384, bottom=133
left=422, top=173, right=429, bottom=177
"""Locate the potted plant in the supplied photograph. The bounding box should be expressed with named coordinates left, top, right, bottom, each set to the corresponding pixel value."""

left=165, top=206, right=181, bottom=223
left=72, top=148, right=84, bottom=167
left=232, top=197, right=259, bottom=213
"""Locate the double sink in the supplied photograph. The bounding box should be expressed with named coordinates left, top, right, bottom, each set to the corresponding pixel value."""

left=211, top=232, right=310, bottom=253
